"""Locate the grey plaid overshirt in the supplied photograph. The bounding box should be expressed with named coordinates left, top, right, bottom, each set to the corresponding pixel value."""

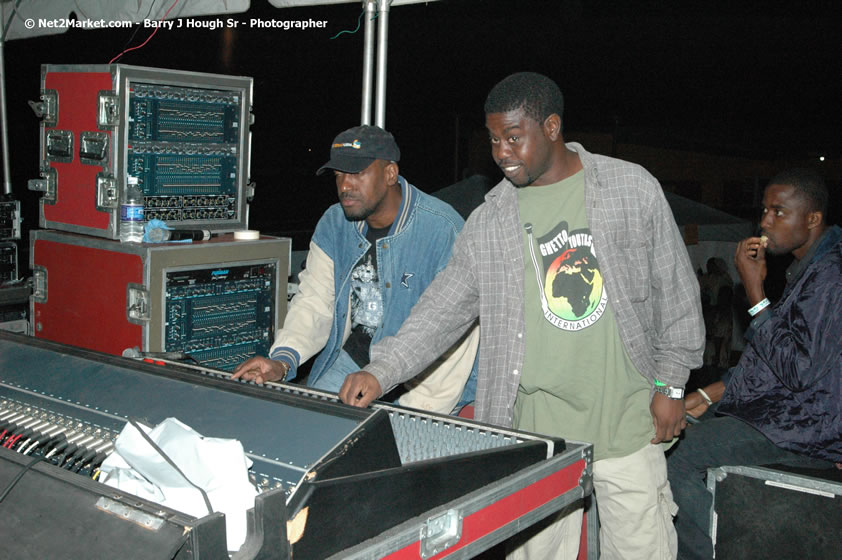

left=367, top=142, right=705, bottom=428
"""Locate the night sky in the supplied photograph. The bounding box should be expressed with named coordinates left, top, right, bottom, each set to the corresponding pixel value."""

left=3, top=0, right=840, bottom=246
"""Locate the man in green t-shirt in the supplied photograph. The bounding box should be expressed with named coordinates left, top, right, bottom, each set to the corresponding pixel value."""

left=340, top=72, right=705, bottom=559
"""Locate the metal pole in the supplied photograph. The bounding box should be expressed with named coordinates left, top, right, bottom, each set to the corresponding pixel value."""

left=360, top=0, right=377, bottom=125
left=0, top=38, right=12, bottom=195
left=374, top=0, right=391, bottom=129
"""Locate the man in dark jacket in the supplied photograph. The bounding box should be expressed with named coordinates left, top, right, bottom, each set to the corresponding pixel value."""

left=667, top=168, right=842, bottom=559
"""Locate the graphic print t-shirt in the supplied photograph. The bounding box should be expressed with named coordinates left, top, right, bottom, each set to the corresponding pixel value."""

left=343, top=225, right=389, bottom=366
left=514, top=171, right=653, bottom=461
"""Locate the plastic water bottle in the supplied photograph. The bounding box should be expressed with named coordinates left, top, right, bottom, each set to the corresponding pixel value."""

left=119, top=176, right=145, bottom=243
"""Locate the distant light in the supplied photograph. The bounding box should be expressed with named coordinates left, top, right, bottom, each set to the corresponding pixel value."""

left=819, top=156, right=825, bottom=162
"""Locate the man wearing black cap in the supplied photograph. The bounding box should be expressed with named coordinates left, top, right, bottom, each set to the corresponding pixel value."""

left=233, top=125, right=478, bottom=414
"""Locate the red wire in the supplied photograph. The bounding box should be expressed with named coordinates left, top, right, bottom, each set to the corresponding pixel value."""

left=109, top=0, right=181, bottom=64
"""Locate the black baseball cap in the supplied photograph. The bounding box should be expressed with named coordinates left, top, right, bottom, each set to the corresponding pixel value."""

left=316, top=125, right=401, bottom=175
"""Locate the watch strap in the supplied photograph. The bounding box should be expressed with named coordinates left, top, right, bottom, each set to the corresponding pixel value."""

left=654, top=383, right=685, bottom=399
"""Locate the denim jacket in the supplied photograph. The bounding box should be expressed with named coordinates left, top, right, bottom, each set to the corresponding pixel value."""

left=270, top=176, right=478, bottom=411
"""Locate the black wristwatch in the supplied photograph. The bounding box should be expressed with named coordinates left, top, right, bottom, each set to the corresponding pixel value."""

left=654, top=384, right=685, bottom=399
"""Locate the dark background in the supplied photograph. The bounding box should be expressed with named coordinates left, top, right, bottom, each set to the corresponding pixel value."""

left=3, top=0, right=841, bottom=247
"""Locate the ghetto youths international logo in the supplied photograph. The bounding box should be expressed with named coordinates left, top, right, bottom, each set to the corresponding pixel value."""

left=526, top=222, right=607, bottom=331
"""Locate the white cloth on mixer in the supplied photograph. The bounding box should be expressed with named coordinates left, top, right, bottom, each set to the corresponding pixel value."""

left=99, top=417, right=257, bottom=552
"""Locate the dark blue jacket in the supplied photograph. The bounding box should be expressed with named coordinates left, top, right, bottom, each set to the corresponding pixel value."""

left=719, top=225, right=842, bottom=463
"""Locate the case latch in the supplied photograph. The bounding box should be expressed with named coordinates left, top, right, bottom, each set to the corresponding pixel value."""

left=28, top=167, right=57, bottom=203
left=98, top=91, right=119, bottom=128
left=420, top=509, right=462, bottom=559
left=28, top=89, right=57, bottom=126
left=32, top=266, right=48, bottom=304
left=127, top=283, right=150, bottom=324
left=96, top=174, right=119, bottom=210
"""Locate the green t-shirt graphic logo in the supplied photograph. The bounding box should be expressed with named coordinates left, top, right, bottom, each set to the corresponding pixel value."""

left=529, top=221, right=608, bottom=330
